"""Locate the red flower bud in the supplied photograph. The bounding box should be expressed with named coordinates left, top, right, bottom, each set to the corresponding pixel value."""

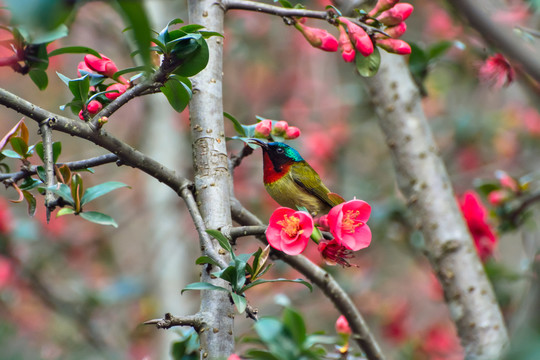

left=284, top=126, right=301, bottom=139
left=339, top=18, right=373, bottom=57
left=272, top=120, right=289, bottom=135
left=254, top=119, right=272, bottom=138
left=335, top=315, right=352, bottom=335
left=384, top=22, right=407, bottom=39
left=478, top=54, right=514, bottom=89
left=487, top=190, right=509, bottom=206
left=77, top=61, right=93, bottom=77
left=86, top=100, right=103, bottom=114
left=377, top=3, right=414, bottom=26
left=338, top=24, right=356, bottom=62
left=84, top=54, right=119, bottom=78
left=377, top=38, right=411, bottom=55
left=295, top=22, right=339, bottom=52
left=368, top=0, right=400, bottom=16
left=105, top=83, right=128, bottom=100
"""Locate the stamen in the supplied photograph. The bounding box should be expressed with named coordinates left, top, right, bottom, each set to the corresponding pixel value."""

left=277, top=214, right=301, bottom=237
left=342, top=210, right=364, bottom=233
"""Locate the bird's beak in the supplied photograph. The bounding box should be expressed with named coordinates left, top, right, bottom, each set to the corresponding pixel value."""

left=248, top=138, right=268, bottom=150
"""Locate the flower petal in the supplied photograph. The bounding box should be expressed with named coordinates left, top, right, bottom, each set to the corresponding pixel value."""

left=342, top=225, right=372, bottom=251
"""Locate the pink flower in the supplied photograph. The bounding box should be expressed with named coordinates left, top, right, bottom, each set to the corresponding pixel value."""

left=322, top=199, right=372, bottom=251
left=487, top=190, right=509, bottom=206
left=335, top=315, right=352, bottom=335
left=272, top=120, right=289, bottom=136
left=0, top=198, right=13, bottom=234
left=495, top=170, right=518, bottom=192
left=105, top=83, right=128, bottom=100
left=0, top=256, right=13, bottom=288
left=86, top=100, right=103, bottom=114
left=384, top=22, right=407, bottom=38
left=478, top=53, right=515, bottom=89
left=377, top=3, right=414, bottom=26
left=266, top=207, right=314, bottom=255
left=339, top=18, right=373, bottom=57
left=284, top=126, right=301, bottom=139
left=418, top=325, right=464, bottom=360
left=84, top=54, right=119, bottom=78
left=254, top=119, right=272, bottom=138
left=338, top=24, right=356, bottom=62
left=227, top=354, right=242, bottom=360
left=459, top=191, right=497, bottom=262
left=376, top=38, right=411, bottom=55
left=77, top=61, right=94, bottom=76
left=295, top=22, right=339, bottom=52
left=318, top=239, right=356, bottom=267
left=368, top=0, right=400, bottom=16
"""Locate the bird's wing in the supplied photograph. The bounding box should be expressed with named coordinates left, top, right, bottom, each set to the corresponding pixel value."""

left=290, top=163, right=344, bottom=208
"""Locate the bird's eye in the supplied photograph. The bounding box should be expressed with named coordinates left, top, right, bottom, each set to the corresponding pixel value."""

left=276, top=148, right=284, bottom=154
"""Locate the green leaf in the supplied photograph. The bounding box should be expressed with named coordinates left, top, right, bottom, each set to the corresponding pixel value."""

left=22, top=190, right=36, bottom=216
left=81, top=181, right=130, bottom=205
left=254, top=317, right=284, bottom=343
left=199, top=31, right=223, bottom=39
left=224, top=112, right=247, bottom=137
left=5, top=0, right=73, bottom=39
left=52, top=141, right=61, bottom=163
left=181, top=282, right=229, bottom=294
left=116, top=0, right=152, bottom=66
left=48, top=46, right=101, bottom=58
left=195, top=256, right=221, bottom=267
left=69, top=75, right=90, bottom=102
left=283, top=307, right=306, bottom=346
left=160, top=76, right=192, bottom=112
left=29, top=69, right=48, bottom=90
left=32, top=24, right=69, bottom=44
left=19, top=177, right=42, bottom=191
left=36, top=166, right=47, bottom=182
left=180, top=24, right=206, bottom=33
left=427, top=40, right=453, bottom=60
left=234, top=257, right=247, bottom=290
left=356, top=46, right=381, bottom=77
left=277, top=0, right=293, bottom=8
left=206, top=229, right=233, bottom=254
left=79, top=211, right=118, bottom=227
left=34, top=141, right=43, bottom=161
left=57, top=207, right=75, bottom=216
left=173, top=36, right=209, bottom=77
left=1, top=149, right=22, bottom=159
left=25, top=43, right=49, bottom=70
left=9, top=137, right=28, bottom=158
left=213, top=266, right=237, bottom=289
left=408, top=43, right=428, bottom=76
left=44, top=183, right=74, bottom=206
left=231, top=292, right=247, bottom=313
left=242, top=278, right=312, bottom=293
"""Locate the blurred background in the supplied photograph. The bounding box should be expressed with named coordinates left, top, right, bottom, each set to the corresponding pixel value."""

left=0, top=0, right=539, bottom=359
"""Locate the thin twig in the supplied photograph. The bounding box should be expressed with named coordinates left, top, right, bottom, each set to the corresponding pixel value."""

left=229, top=225, right=266, bottom=238
left=230, top=144, right=254, bottom=169
left=38, top=118, right=56, bottom=222
left=143, top=313, right=204, bottom=331
left=508, top=192, right=540, bottom=226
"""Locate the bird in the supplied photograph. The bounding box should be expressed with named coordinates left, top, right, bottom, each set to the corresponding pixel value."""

left=249, top=138, right=343, bottom=216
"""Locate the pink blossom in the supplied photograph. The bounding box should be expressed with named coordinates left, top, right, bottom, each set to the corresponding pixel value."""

left=335, top=315, right=352, bottom=335
left=384, top=22, right=407, bottom=39
left=323, top=199, right=372, bottom=251
left=105, top=83, right=128, bottom=100
left=495, top=170, right=518, bottom=192
left=478, top=53, right=515, bottom=89
left=338, top=24, right=356, bottom=62
left=294, top=22, right=339, bottom=52
left=254, top=119, right=272, bottom=138
left=376, top=38, right=411, bottom=55
left=459, top=191, right=497, bottom=262
left=227, top=354, right=242, bottom=360
left=0, top=256, right=13, bottom=288
left=0, top=198, right=13, bottom=234
left=86, top=100, right=103, bottom=114
left=272, top=120, right=289, bottom=136
left=339, top=18, right=373, bottom=57
left=418, top=325, right=464, bottom=360
left=368, top=0, right=400, bottom=16
left=284, top=126, right=301, bottom=139
left=77, top=61, right=94, bottom=76
left=487, top=190, right=509, bottom=206
left=266, top=207, right=314, bottom=255
left=84, top=54, right=119, bottom=78
left=318, top=239, right=356, bottom=267
left=377, top=3, right=414, bottom=26
left=425, top=7, right=462, bottom=40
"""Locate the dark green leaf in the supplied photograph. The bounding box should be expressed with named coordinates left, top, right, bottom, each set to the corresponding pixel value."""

left=213, top=266, right=237, bottom=289
left=68, top=75, right=90, bottom=102
left=195, top=256, right=221, bottom=267
left=160, top=76, right=192, bottom=112
left=244, top=350, right=280, bottom=360
left=356, top=46, right=381, bottom=77
left=81, top=181, right=130, bottom=205
left=36, top=166, right=47, bottom=182
left=71, top=173, right=83, bottom=212
left=44, top=183, right=74, bottom=206
left=206, top=229, right=233, bottom=254
left=9, top=137, right=28, bottom=158
left=277, top=0, right=293, bottom=8
left=116, top=0, right=152, bottom=66
left=52, top=141, right=61, bottom=163
left=180, top=24, right=206, bottom=33
left=34, top=141, right=43, bottom=161
left=48, top=46, right=101, bottom=58
left=199, top=31, right=224, bottom=39
left=408, top=42, right=429, bottom=77
left=231, top=292, right=247, bottom=313
left=224, top=112, right=247, bottom=137
left=283, top=307, right=306, bottom=346
left=19, top=177, right=42, bottom=191
left=427, top=41, right=453, bottom=60
left=181, top=282, right=229, bottom=294
left=242, top=278, right=312, bottom=293
left=22, top=190, right=36, bottom=216
left=29, top=69, right=48, bottom=90
left=173, top=36, right=209, bottom=77
left=235, top=258, right=247, bottom=290
left=79, top=211, right=118, bottom=227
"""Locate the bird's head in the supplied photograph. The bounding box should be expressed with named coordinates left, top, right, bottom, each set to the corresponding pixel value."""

left=249, top=138, right=304, bottom=172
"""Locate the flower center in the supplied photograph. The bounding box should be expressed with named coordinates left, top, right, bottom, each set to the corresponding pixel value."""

left=278, top=214, right=303, bottom=238
left=342, top=210, right=364, bottom=233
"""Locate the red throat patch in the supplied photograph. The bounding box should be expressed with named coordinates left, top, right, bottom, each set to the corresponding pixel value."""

left=263, top=151, right=291, bottom=184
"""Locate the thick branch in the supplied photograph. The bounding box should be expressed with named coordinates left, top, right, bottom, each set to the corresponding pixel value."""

left=229, top=197, right=385, bottom=360
left=448, top=0, right=540, bottom=83
left=364, top=52, right=508, bottom=359
left=38, top=119, right=56, bottom=221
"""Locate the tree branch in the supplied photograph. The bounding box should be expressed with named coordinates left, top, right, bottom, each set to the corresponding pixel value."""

left=229, top=197, right=385, bottom=360
left=38, top=119, right=57, bottom=222
left=229, top=225, right=266, bottom=239
left=364, top=52, right=509, bottom=359
left=143, top=313, right=204, bottom=331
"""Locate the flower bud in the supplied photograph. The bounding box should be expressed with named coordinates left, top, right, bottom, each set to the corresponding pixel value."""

left=376, top=38, right=411, bottom=55
left=368, top=0, right=400, bottom=17
left=384, top=22, right=407, bottom=39
left=335, top=315, right=352, bottom=335
left=86, top=100, right=103, bottom=114
left=338, top=24, right=356, bottom=62
left=294, top=22, right=339, bottom=52
left=284, top=126, right=301, bottom=139
left=254, top=119, right=272, bottom=138
left=84, top=54, right=119, bottom=78
left=272, top=121, right=289, bottom=136
left=105, top=83, right=128, bottom=100
left=339, top=18, right=373, bottom=57
left=377, top=3, right=414, bottom=26
left=77, top=61, right=94, bottom=76
left=487, top=190, right=509, bottom=206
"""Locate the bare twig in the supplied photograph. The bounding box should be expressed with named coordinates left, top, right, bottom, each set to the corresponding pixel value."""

left=143, top=313, right=204, bottom=331
left=38, top=118, right=56, bottom=222
left=229, top=197, right=385, bottom=360
left=229, top=225, right=266, bottom=238
left=508, top=192, right=540, bottom=226
left=230, top=144, right=254, bottom=169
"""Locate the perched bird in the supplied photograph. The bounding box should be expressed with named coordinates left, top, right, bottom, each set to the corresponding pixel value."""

left=250, top=138, right=343, bottom=216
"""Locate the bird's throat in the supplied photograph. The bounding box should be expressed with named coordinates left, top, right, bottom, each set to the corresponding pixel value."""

left=263, top=151, right=291, bottom=184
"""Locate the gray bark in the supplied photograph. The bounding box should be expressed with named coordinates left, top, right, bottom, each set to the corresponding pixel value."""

left=364, top=52, right=509, bottom=359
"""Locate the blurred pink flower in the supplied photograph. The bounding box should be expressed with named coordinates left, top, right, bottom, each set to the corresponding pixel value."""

left=384, top=22, right=407, bottom=39
left=294, top=22, right=339, bottom=52
left=492, top=3, right=530, bottom=25
left=339, top=18, right=373, bottom=57
left=478, top=53, right=515, bottom=89
left=522, top=107, right=540, bottom=136
left=266, top=207, right=314, bottom=255
left=377, top=3, right=414, bottom=26
left=459, top=191, right=497, bottom=262
left=377, top=38, right=411, bottom=55
left=0, top=256, right=13, bottom=288
left=284, top=126, right=301, bottom=139
left=418, top=325, right=464, bottom=360
left=272, top=120, right=289, bottom=136
left=228, top=354, right=242, bottom=360
left=369, top=0, right=400, bottom=16
left=338, top=24, right=356, bottom=62
left=318, top=239, right=356, bottom=267
left=425, top=7, right=462, bottom=40
left=495, top=170, right=519, bottom=192
left=335, top=315, right=352, bottom=335
left=255, top=119, right=272, bottom=138
left=487, top=190, right=509, bottom=206
left=0, top=198, right=13, bottom=234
